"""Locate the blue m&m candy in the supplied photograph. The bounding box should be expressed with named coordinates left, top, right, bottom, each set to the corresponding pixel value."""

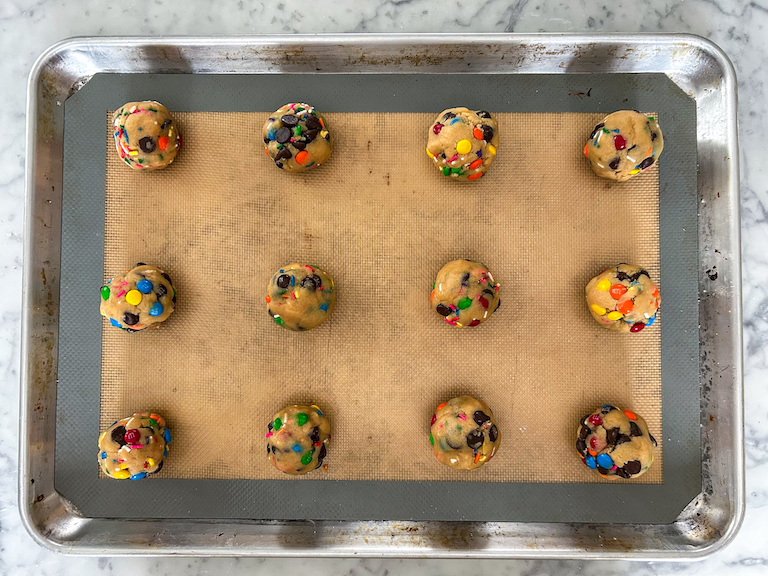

left=129, top=472, right=147, bottom=481
left=149, top=302, right=164, bottom=317
left=137, top=279, right=153, bottom=293
left=646, top=313, right=657, bottom=327
left=584, top=454, right=597, bottom=469
left=596, top=453, right=614, bottom=469
left=110, top=318, right=121, bottom=328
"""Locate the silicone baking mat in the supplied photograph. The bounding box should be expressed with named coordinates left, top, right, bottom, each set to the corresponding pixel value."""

left=56, top=73, right=699, bottom=522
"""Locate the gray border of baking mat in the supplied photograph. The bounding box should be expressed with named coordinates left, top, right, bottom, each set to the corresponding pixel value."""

left=57, top=73, right=698, bottom=523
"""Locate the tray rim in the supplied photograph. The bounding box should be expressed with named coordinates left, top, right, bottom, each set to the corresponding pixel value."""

left=20, top=32, right=743, bottom=559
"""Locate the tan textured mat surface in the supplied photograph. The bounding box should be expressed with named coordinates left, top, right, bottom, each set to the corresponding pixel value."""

left=101, top=111, right=662, bottom=483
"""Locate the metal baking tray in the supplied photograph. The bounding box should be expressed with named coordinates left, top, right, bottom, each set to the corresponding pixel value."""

left=21, top=34, right=742, bottom=558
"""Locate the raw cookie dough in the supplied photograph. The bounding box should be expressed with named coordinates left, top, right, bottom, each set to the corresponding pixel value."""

left=98, top=411, right=171, bottom=480
left=430, top=396, right=500, bottom=470
left=265, top=405, right=330, bottom=475
left=585, top=263, right=659, bottom=333
left=262, top=103, right=332, bottom=172
left=431, top=259, right=501, bottom=327
left=584, top=110, right=663, bottom=181
left=426, top=107, right=499, bottom=181
left=100, top=263, right=176, bottom=332
left=266, top=263, right=335, bottom=331
left=112, top=101, right=181, bottom=170
left=576, top=404, right=657, bottom=479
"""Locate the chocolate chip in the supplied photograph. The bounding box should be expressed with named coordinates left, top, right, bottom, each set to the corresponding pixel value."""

left=304, top=129, right=319, bottom=141
left=596, top=465, right=610, bottom=475
left=589, top=123, right=605, bottom=139
left=323, top=132, right=331, bottom=141
left=156, top=284, right=167, bottom=298
left=301, top=275, right=319, bottom=290
left=139, top=136, right=156, bottom=153
left=614, top=467, right=631, bottom=478
left=172, top=294, right=176, bottom=305
left=305, top=116, right=322, bottom=130
left=638, top=157, right=655, bottom=170
left=435, top=304, right=451, bottom=316
left=488, top=424, right=498, bottom=443
left=576, top=438, right=587, bottom=454
left=651, top=131, right=658, bottom=141
left=623, top=460, right=642, bottom=475
left=277, top=274, right=292, bottom=288
left=649, top=432, right=657, bottom=447
left=473, top=411, right=491, bottom=426
left=443, top=111, right=457, bottom=120
left=123, top=312, right=139, bottom=326
left=292, top=140, right=306, bottom=151
left=606, top=427, right=620, bottom=445
left=609, top=157, right=621, bottom=170
left=111, top=425, right=127, bottom=446
left=275, top=127, right=291, bottom=144
left=263, top=136, right=270, bottom=144
left=276, top=162, right=284, bottom=169
left=579, top=425, right=591, bottom=440
left=136, top=262, right=146, bottom=266
left=495, top=299, right=501, bottom=310
left=281, top=114, right=298, bottom=126
left=481, top=125, right=494, bottom=142
left=267, top=421, right=273, bottom=431
left=466, top=429, right=484, bottom=449
left=267, top=444, right=270, bottom=454
left=477, top=110, right=492, bottom=118
left=275, top=147, right=292, bottom=161
left=461, top=273, right=470, bottom=284
left=601, top=405, right=616, bottom=414
left=317, top=444, right=327, bottom=464
left=629, top=421, right=642, bottom=437
left=161, top=119, right=172, bottom=130
left=152, top=459, right=164, bottom=474
left=161, top=272, right=173, bottom=285
left=312, top=274, right=322, bottom=288
left=309, top=427, right=320, bottom=444
left=616, top=434, right=632, bottom=445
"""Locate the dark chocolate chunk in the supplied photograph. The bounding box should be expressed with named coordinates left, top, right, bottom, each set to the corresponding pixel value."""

left=614, top=467, right=631, bottom=478
left=609, top=157, right=621, bottom=170
left=136, top=262, right=146, bottom=266
left=161, top=272, right=173, bottom=285
left=111, top=425, right=127, bottom=446
left=473, top=411, right=491, bottom=427
left=160, top=119, right=172, bottom=130
left=596, top=465, right=610, bottom=475
left=579, top=425, right=591, bottom=440
left=263, top=136, right=270, bottom=144
left=292, top=140, right=306, bottom=151
left=267, top=421, right=273, bottom=431
left=323, top=132, right=330, bottom=141
left=623, top=460, right=642, bottom=475
left=277, top=274, right=292, bottom=288
left=123, top=312, right=139, bottom=326
left=576, top=438, right=587, bottom=454
left=317, top=444, right=327, bottom=464
left=443, top=111, right=457, bottom=120
left=305, top=116, right=322, bottom=130
left=156, top=284, right=167, bottom=298
left=309, top=427, right=320, bottom=444
left=629, top=421, right=642, bottom=437
left=606, top=427, right=620, bottom=445
left=304, top=129, right=320, bottom=141
left=648, top=432, right=657, bottom=447
left=589, top=123, right=605, bottom=139
left=267, top=444, right=270, bottom=455
left=476, top=110, right=492, bottom=118
left=435, top=303, right=451, bottom=316
left=275, top=127, right=291, bottom=144
left=281, top=114, right=299, bottom=126
left=276, top=162, right=284, bottom=169
left=638, top=157, right=655, bottom=170
left=616, top=434, right=632, bottom=446
left=139, top=136, right=156, bottom=153
left=466, top=429, right=484, bottom=449
left=275, top=147, right=293, bottom=161
left=481, top=125, right=494, bottom=142
left=651, top=131, right=658, bottom=141
left=488, top=424, right=498, bottom=443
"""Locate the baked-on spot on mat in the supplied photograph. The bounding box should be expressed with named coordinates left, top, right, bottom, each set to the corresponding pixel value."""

left=102, top=111, right=662, bottom=484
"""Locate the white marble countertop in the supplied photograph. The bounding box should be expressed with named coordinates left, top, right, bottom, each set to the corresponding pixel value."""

left=2, top=0, right=766, bottom=574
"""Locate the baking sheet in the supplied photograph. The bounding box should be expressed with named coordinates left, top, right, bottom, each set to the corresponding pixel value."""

left=55, top=72, right=699, bottom=523
left=101, top=110, right=663, bottom=485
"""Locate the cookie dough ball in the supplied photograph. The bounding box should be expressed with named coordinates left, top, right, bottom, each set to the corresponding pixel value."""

left=98, top=411, right=171, bottom=480
left=100, top=263, right=176, bottom=332
left=585, top=263, right=659, bottom=333
left=576, top=404, right=657, bottom=479
left=262, top=103, right=332, bottom=172
left=266, top=264, right=335, bottom=331
left=112, top=101, right=181, bottom=170
left=430, top=396, right=500, bottom=470
left=431, top=259, right=500, bottom=327
left=266, top=405, right=330, bottom=475
left=426, top=107, right=499, bottom=181
left=584, top=110, right=663, bottom=181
